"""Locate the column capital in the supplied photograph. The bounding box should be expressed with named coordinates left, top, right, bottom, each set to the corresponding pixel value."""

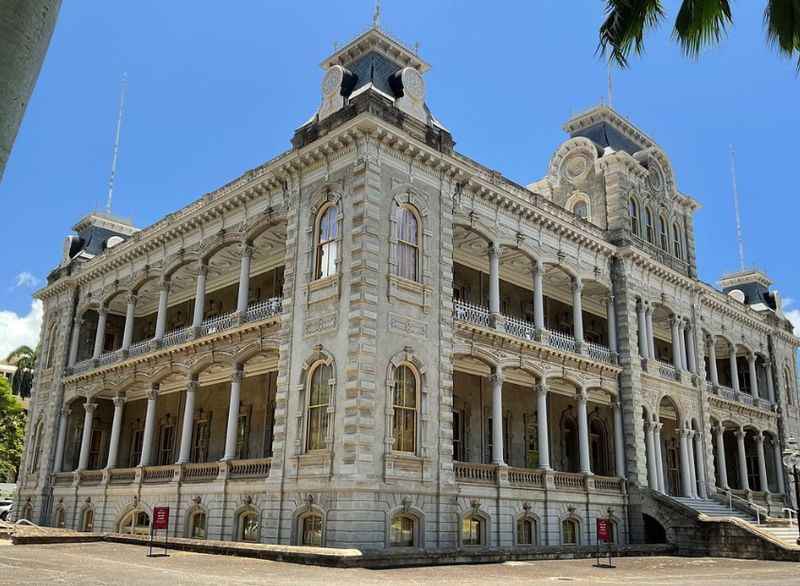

left=533, top=259, right=544, bottom=274
left=147, top=385, right=160, bottom=401
left=489, top=372, right=503, bottom=386
left=83, top=401, right=97, bottom=414
left=735, top=429, right=747, bottom=441
left=127, top=292, right=138, bottom=305
left=112, top=395, right=126, bottom=409
left=159, top=279, right=171, bottom=293
left=575, top=388, right=588, bottom=402
left=240, top=243, right=254, bottom=259
left=97, top=307, right=108, bottom=318
left=197, top=263, right=209, bottom=277
left=60, top=406, right=72, bottom=417
left=232, top=368, right=244, bottom=384
left=535, top=382, right=548, bottom=396
left=571, top=277, right=583, bottom=293
left=186, top=379, right=199, bottom=393
left=754, top=431, right=764, bottom=443
left=654, top=422, right=663, bottom=433
left=747, top=353, right=757, bottom=365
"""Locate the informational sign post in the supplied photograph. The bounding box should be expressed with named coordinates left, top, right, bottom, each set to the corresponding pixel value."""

left=594, top=517, right=615, bottom=568
left=148, top=506, right=170, bottom=557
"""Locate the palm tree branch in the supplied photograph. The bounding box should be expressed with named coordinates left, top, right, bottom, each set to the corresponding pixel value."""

left=599, top=0, right=667, bottom=67
left=673, top=0, right=733, bottom=58
left=764, top=0, right=800, bottom=70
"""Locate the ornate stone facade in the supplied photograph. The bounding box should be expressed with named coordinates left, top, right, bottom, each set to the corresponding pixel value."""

left=16, top=27, right=800, bottom=552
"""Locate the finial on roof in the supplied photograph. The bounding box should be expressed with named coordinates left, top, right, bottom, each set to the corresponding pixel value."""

left=413, top=41, right=420, bottom=54
left=373, top=0, right=381, bottom=29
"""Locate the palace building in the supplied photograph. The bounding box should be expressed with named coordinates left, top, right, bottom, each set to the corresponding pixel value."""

left=16, top=26, right=800, bottom=552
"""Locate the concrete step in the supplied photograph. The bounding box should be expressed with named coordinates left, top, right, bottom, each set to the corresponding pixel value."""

left=760, top=526, right=800, bottom=547
left=669, top=497, right=755, bottom=520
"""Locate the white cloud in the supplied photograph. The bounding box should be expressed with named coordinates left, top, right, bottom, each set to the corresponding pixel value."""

left=0, top=300, right=43, bottom=359
left=782, top=298, right=800, bottom=336
left=14, top=272, right=40, bottom=289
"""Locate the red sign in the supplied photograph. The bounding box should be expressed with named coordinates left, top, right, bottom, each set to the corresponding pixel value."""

left=596, top=518, right=610, bottom=543
left=153, top=506, right=170, bottom=530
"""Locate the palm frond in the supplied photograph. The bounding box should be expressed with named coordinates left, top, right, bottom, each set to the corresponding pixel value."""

left=764, top=0, right=800, bottom=71
left=599, top=0, right=667, bottom=67
left=673, top=0, right=733, bottom=58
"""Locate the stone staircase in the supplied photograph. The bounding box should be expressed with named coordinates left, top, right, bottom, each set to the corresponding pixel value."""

left=670, top=497, right=757, bottom=522
left=757, top=524, right=800, bottom=549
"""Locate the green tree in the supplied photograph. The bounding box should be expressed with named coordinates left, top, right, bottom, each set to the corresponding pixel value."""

left=7, top=345, right=36, bottom=398
left=0, top=377, right=25, bottom=482
left=599, top=0, right=800, bottom=70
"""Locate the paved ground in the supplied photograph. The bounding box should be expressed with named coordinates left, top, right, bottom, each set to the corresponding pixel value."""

left=0, top=541, right=798, bottom=585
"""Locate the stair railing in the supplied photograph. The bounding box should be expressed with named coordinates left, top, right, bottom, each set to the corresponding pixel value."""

left=783, top=507, right=798, bottom=526
left=717, top=487, right=768, bottom=525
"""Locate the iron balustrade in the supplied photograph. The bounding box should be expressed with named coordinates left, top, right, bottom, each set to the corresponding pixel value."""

left=654, top=360, right=678, bottom=381
left=160, top=326, right=192, bottom=348
left=504, top=315, right=537, bottom=341
left=585, top=340, right=613, bottom=364
left=452, top=300, right=491, bottom=328
left=542, top=328, right=578, bottom=354
left=199, top=312, right=237, bottom=336
left=244, top=297, right=282, bottom=322
left=128, top=339, right=150, bottom=357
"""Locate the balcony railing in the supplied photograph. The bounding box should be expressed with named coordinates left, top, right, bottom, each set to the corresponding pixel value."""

left=707, top=382, right=774, bottom=411
left=229, top=457, right=272, bottom=480
left=452, top=301, right=614, bottom=366
left=553, top=471, right=586, bottom=491
left=453, top=300, right=491, bottom=328
left=508, top=467, right=545, bottom=488
left=653, top=359, right=678, bottom=381
left=67, top=298, right=282, bottom=377
left=183, top=462, right=220, bottom=483
left=453, top=463, right=622, bottom=494
left=454, top=462, right=498, bottom=484
left=109, top=468, right=136, bottom=484
left=718, top=385, right=737, bottom=402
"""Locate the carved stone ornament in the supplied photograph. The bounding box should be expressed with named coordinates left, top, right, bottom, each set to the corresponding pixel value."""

left=192, top=495, right=202, bottom=505
left=402, top=67, right=424, bottom=101
left=304, top=493, right=315, bottom=511
left=470, top=498, right=481, bottom=515
left=401, top=496, right=412, bottom=514
left=562, top=153, right=590, bottom=182
left=322, top=66, right=343, bottom=97
left=242, top=495, right=253, bottom=506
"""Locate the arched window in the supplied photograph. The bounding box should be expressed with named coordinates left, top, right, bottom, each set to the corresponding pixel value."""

left=462, top=515, right=484, bottom=546
left=629, top=198, right=640, bottom=237
left=672, top=223, right=683, bottom=259
left=644, top=207, right=654, bottom=243
left=573, top=200, right=589, bottom=220
left=301, top=513, right=323, bottom=546
left=82, top=508, right=94, bottom=532
left=396, top=206, right=420, bottom=281
left=54, top=507, right=65, bottom=529
left=29, top=420, right=44, bottom=473
left=118, top=510, right=150, bottom=535
left=393, top=365, right=418, bottom=453
left=45, top=322, right=58, bottom=368
left=390, top=514, right=416, bottom=547
left=315, top=205, right=338, bottom=279
left=306, top=363, right=332, bottom=451
left=237, top=511, right=259, bottom=542
left=785, top=367, right=795, bottom=405
left=562, top=518, right=579, bottom=545
left=190, top=510, right=207, bottom=539
left=516, top=517, right=536, bottom=545
left=658, top=214, right=669, bottom=250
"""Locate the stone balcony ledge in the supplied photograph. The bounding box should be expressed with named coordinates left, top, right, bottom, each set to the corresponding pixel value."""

left=453, top=462, right=625, bottom=495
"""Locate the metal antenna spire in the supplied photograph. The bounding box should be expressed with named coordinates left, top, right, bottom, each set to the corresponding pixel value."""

left=607, top=60, right=613, bottom=107
left=372, top=0, right=381, bottom=29
left=106, top=73, right=128, bottom=216
left=730, top=144, right=746, bottom=271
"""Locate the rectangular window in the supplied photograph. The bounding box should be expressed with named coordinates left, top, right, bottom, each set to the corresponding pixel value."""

left=235, top=413, right=250, bottom=460
left=193, top=420, right=210, bottom=463
left=452, top=409, right=465, bottom=462
left=462, top=517, right=482, bottom=546
left=129, top=429, right=143, bottom=467
left=524, top=413, right=539, bottom=469
left=158, top=424, right=175, bottom=465
left=88, top=429, right=104, bottom=470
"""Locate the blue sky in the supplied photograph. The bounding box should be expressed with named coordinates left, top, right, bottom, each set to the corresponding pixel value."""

left=1, top=1, right=799, bottom=356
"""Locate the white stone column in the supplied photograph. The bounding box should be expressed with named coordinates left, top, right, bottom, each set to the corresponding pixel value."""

left=53, top=407, right=70, bottom=473
left=92, top=309, right=108, bottom=359
left=678, top=429, right=693, bottom=497
left=177, top=380, right=197, bottom=464
left=154, top=281, right=170, bottom=340
left=671, top=319, right=682, bottom=368
left=536, top=383, right=550, bottom=470
left=490, top=370, right=505, bottom=465
left=572, top=278, right=584, bottom=352
left=730, top=348, right=741, bottom=393
left=645, top=304, right=655, bottom=359
left=192, top=264, right=208, bottom=328
left=736, top=428, right=749, bottom=491
left=612, top=401, right=625, bottom=478
left=715, top=425, right=729, bottom=489
left=708, top=338, right=719, bottom=386
left=236, top=245, right=253, bottom=315
left=686, top=430, right=698, bottom=498
left=105, top=395, right=126, bottom=470
left=533, top=261, right=544, bottom=331
left=748, top=354, right=759, bottom=398
left=678, top=320, right=688, bottom=370
left=488, top=244, right=501, bottom=319
left=637, top=301, right=648, bottom=358
left=773, top=439, right=785, bottom=494
left=755, top=432, right=769, bottom=493
left=654, top=423, right=666, bottom=493
left=646, top=420, right=658, bottom=489
left=68, top=317, right=82, bottom=367
left=121, top=294, right=136, bottom=352
left=685, top=323, right=697, bottom=373
left=607, top=295, right=617, bottom=355
left=576, top=388, right=591, bottom=474
left=694, top=432, right=708, bottom=498
left=77, top=401, right=97, bottom=471
left=766, top=361, right=776, bottom=404
left=223, top=369, right=244, bottom=461
left=139, top=386, right=159, bottom=467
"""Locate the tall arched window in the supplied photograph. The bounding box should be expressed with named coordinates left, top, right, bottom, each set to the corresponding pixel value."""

left=517, top=517, right=536, bottom=545
left=45, top=322, right=58, bottom=368
left=462, top=515, right=484, bottom=546
left=301, top=513, right=323, bottom=546
left=644, top=207, right=654, bottom=243
left=29, top=420, right=44, bottom=473
left=786, top=367, right=795, bottom=405
left=54, top=507, right=65, bottom=529
left=238, top=511, right=259, bottom=542
left=658, top=214, right=669, bottom=250
left=396, top=206, right=420, bottom=281
left=118, top=510, right=150, bottom=535
left=673, top=222, right=683, bottom=259
left=190, top=510, right=207, bottom=539
left=562, top=518, right=579, bottom=545
left=390, top=514, right=416, bottom=547
left=82, top=508, right=95, bottom=532
left=393, top=365, right=418, bottom=453
left=573, top=200, right=589, bottom=220
left=306, top=363, right=332, bottom=451
left=315, top=206, right=338, bottom=279
left=629, top=198, right=640, bottom=237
